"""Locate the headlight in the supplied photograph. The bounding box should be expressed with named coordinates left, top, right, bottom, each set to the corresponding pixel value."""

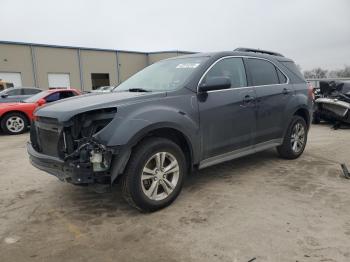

left=70, top=107, right=117, bottom=139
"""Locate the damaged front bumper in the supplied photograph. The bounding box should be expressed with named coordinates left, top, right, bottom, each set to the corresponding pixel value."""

left=27, top=142, right=106, bottom=184
left=28, top=108, right=131, bottom=185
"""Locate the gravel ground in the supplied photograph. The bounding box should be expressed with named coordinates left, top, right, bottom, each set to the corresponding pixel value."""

left=0, top=124, right=349, bottom=262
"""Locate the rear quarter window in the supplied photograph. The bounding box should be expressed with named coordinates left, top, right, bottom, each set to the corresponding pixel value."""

left=281, top=61, right=306, bottom=83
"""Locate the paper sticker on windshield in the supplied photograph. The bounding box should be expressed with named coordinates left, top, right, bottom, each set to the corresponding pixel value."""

left=176, top=63, right=200, bottom=69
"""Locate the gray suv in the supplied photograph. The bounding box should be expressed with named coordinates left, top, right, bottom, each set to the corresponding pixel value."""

left=27, top=48, right=312, bottom=212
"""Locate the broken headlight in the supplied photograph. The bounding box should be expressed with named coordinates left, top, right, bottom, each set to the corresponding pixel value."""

left=62, top=107, right=117, bottom=172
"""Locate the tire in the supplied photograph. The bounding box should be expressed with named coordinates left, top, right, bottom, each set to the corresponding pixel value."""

left=121, top=137, right=187, bottom=212
left=277, top=116, right=308, bottom=159
left=1, top=112, right=29, bottom=135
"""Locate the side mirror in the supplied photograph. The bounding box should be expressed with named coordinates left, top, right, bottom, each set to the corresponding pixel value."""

left=37, top=98, right=46, bottom=106
left=198, top=77, right=231, bottom=92
left=1, top=94, right=8, bottom=98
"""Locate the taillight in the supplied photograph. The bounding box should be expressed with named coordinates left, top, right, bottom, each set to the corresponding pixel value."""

left=307, top=83, right=315, bottom=100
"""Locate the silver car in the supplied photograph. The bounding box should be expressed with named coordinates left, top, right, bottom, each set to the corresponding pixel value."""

left=0, top=87, right=42, bottom=103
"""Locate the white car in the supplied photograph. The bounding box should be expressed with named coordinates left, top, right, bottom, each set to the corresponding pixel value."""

left=90, top=86, right=116, bottom=93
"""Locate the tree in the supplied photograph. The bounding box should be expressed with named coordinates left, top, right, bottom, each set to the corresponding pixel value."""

left=304, top=68, right=328, bottom=79
left=336, top=65, right=350, bottom=77
left=305, top=65, right=350, bottom=79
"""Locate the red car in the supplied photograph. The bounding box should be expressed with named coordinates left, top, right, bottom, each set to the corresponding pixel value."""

left=0, top=89, right=80, bottom=135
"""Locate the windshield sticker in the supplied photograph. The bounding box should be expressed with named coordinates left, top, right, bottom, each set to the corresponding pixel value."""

left=176, top=63, right=200, bottom=69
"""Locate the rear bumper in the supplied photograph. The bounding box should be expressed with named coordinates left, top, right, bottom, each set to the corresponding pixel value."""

left=27, top=142, right=96, bottom=184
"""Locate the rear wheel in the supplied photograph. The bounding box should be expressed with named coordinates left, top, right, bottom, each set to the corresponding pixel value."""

left=1, top=112, right=28, bottom=135
left=277, top=116, right=307, bottom=159
left=121, top=137, right=186, bottom=212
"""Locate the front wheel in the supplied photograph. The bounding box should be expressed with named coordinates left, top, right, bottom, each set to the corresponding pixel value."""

left=121, top=137, right=186, bottom=212
left=277, top=116, right=308, bottom=159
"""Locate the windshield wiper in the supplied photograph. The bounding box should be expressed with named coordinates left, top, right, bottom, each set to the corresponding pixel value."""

left=128, top=88, right=150, bottom=92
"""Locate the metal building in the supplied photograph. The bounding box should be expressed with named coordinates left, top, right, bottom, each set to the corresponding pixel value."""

left=0, top=41, right=193, bottom=91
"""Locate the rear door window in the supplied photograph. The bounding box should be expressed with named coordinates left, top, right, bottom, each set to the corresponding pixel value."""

left=246, top=58, right=279, bottom=86
left=45, top=92, right=60, bottom=103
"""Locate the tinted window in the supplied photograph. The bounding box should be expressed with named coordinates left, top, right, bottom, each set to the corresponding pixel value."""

left=277, top=68, right=287, bottom=84
left=204, top=57, right=247, bottom=88
left=247, top=58, right=279, bottom=86
left=281, top=61, right=305, bottom=82
left=59, top=91, right=76, bottom=99
left=45, top=92, right=60, bottom=103
left=23, top=88, right=41, bottom=95
left=7, top=89, right=22, bottom=95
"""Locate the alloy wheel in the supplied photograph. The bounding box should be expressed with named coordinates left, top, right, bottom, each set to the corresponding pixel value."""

left=290, top=122, right=305, bottom=153
left=141, top=152, right=180, bottom=201
left=6, top=116, right=25, bottom=133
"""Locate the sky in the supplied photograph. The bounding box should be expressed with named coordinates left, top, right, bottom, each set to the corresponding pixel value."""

left=1, top=0, right=349, bottom=71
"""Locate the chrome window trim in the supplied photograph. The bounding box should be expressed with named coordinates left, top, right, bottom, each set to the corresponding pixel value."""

left=196, top=55, right=290, bottom=93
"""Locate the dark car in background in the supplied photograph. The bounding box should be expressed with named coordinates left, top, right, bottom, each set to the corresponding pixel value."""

left=0, top=87, right=42, bottom=103
left=27, top=48, right=313, bottom=212
left=313, top=80, right=350, bottom=125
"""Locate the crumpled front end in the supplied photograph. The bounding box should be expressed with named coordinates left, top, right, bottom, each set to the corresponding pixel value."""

left=315, top=98, right=350, bottom=124
left=27, top=108, right=120, bottom=185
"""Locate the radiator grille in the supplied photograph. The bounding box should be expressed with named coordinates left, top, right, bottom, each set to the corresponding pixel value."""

left=37, top=128, right=60, bottom=157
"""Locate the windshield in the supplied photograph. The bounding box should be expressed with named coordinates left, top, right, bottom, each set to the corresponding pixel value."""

left=115, top=57, right=208, bottom=92
left=23, top=90, right=50, bottom=103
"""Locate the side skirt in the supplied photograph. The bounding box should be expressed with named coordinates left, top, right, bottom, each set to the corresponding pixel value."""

left=198, top=139, right=283, bottom=170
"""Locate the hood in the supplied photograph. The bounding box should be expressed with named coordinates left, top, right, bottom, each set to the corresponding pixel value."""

left=0, top=102, right=32, bottom=109
left=35, top=91, right=166, bottom=122
left=0, top=102, right=20, bottom=108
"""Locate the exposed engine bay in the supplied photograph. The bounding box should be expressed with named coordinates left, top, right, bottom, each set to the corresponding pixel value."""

left=30, top=107, right=118, bottom=184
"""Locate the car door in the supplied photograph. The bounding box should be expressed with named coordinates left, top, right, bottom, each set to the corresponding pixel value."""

left=245, top=57, right=291, bottom=144
left=198, top=57, right=257, bottom=160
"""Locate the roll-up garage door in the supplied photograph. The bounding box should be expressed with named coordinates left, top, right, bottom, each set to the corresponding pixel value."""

left=48, top=73, right=70, bottom=88
left=0, top=72, right=22, bottom=87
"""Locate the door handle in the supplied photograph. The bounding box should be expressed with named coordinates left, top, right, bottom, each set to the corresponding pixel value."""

left=243, top=95, right=255, bottom=103
left=282, top=88, right=291, bottom=95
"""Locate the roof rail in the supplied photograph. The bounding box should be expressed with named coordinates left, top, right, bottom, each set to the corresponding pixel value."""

left=234, top=47, right=284, bottom=57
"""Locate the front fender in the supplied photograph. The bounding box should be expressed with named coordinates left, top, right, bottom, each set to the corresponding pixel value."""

left=95, top=95, right=200, bottom=163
